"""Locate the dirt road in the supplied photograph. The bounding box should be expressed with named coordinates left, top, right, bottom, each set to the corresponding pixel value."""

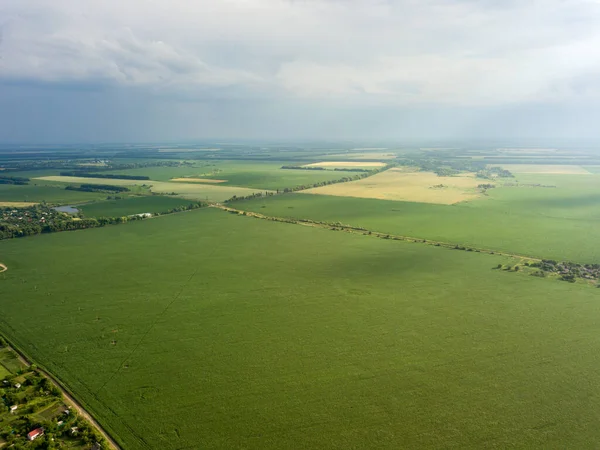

left=5, top=342, right=120, bottom=449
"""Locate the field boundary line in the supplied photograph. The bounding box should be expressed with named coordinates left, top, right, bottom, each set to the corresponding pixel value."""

left=211, top=204, right=541, bottom=262
left=94, top=267, right=200, bottom=397
left=0, top=331, right=121, bottom=450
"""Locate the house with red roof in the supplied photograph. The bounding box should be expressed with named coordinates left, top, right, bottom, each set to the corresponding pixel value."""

left=27, top=427, right=44, bottom=441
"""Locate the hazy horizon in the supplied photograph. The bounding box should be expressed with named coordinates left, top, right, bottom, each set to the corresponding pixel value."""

left=2, top=0, right=600, bottom=143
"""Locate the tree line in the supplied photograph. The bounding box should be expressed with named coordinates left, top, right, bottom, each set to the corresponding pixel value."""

left=60, top=171, right=150, bottom=180
left=224, top=164, right=395, bottom=203
left=65, top=184, right=130, bottom=193
left=280, top=165, right=371, bottom=173
left=0, top=201, right=207, bottom=240
left=0, top=175, right=29, bottom=185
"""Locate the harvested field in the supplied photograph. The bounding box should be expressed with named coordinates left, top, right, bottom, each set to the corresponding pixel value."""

left=170, top=178, right=228, bottom=183
left=302, top=161, right=386, bottom=168
left=300, top=169, right=482, bottom=204
left=0, top=202, right=38, bottom=207
left=495, top=164, right=591, bottom=174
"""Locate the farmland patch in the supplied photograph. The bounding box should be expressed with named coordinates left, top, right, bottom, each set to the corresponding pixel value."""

left=170, top=178, right=228, bottom=183
left=494, top=164, right=591, bottom=174
left=0, top=202, right=38, bottom=207
left=328, top=152, right=397, bottom=160
left=300, top=169, right=482, bottom=204
left=302, top=161, right=386, bottom=168
left=79, top=196, right=204, bottom=217
left=33, top=176, right=268, bottom=202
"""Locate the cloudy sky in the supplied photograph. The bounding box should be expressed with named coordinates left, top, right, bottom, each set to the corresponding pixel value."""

left=2, top=0, right=600, bottom=143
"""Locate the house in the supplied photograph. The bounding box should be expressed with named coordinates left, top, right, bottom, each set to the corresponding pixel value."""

left=10, top=405, right=17, bottom=413
left=14, top=382, right=21, bottom=389
left=27, top=428, right=44, bottom=441
left=70, top=426, right=78, bottom=436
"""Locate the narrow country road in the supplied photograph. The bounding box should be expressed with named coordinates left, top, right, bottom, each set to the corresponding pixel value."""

left=6, top=343, right=120, bottom=450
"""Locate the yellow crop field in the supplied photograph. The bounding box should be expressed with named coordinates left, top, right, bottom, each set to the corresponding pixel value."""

left=300, top=169, right=482, bottom=204
left=0, top=202, right=39, bottom=207
left=495, top=165, right=591, bottom=174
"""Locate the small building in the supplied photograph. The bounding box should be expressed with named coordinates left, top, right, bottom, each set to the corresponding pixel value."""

left=27, top=428, right=44, bottom=441
left=14, top=382, right=21, bottom=389
left=10, top=405, right=17, bottom=413
left=70, top=426, right=79, bottom=436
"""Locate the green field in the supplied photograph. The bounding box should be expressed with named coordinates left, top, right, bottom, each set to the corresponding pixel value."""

left=79, top=196, right=201, bottom=217
left=0, top=361, right=11, bottom=379
left=0, top=348, right=26, bottom=374
left=2, top=208, right=600, bottom=448
left=236, top=173, right=600, bottom=262
left=0, top=184, right=108, bottom=204
left=104, top=160, right=365, bottom=190
left=34, top=176, right=269, bottom=202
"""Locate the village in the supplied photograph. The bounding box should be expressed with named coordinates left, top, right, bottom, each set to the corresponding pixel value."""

left=529, top=260, right=600, bottom=283
left=0, top=338, right=109, bottom=449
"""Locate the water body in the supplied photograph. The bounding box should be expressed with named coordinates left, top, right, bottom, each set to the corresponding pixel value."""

left=54, top=205, right=79, bottom=214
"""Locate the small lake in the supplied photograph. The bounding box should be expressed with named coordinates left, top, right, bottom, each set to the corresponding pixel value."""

left=54, top=205, right=79, bottom=214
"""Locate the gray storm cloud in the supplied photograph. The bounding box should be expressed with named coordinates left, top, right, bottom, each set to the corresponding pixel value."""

left=1, top=0, right=600, bottom=142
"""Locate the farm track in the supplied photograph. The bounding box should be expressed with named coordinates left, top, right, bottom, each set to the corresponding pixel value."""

left=0, top=263, right=6, bottom=273
left=211, top=204, right=541, bottom=263
left=1, top=339, right=120, bottom=450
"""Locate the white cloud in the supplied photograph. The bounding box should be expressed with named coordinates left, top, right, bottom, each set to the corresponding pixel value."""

left=1, top=0, right=600, bottom=106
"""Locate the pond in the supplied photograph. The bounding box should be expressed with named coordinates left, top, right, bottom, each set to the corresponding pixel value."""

left=53, top=205, right=79, bottom=214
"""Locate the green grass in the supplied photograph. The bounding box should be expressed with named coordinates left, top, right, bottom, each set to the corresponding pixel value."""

left=79, top=196, right=201, bottom=217
left=105, top=160, right=365, bottom=190
left=0, top=362, right=10, bottom=379
left=0, top=349, right=25, bottom=374
left=1, top=209, right=600, bottom=448
left=0, top=184, right=107, bottom=204
left=236, top=173, right=600, bottom=262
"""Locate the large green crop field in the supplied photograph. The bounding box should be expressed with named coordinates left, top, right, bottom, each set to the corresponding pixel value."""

left=236, top=173, right=600, bottom=262
left=104, top=160, right=365, bottom=190
left=2, top=208, right=600, bottom=448
left=79, top=196, right=201, bottom=217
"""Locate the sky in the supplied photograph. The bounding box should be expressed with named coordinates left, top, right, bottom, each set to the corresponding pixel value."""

left=2, top=0, right=600, bottom=143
